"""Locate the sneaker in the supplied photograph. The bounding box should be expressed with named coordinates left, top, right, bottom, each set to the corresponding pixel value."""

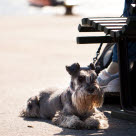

left=102, top=78, right=120, bottom=92
left=97, top=69, right=120, bottom=92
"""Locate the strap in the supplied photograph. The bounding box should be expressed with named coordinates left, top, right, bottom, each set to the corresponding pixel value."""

left=93, top=42, right=103, bottom=64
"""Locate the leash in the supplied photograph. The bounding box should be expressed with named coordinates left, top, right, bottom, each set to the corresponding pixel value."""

left=93, top=42, right=103, bottom=64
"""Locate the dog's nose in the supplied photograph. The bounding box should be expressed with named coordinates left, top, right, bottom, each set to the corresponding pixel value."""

left=86, top=87, right=95, bottom=93
left=86, top=84, right=95, bottom=93
left=86, top=83, right=100, bottom=94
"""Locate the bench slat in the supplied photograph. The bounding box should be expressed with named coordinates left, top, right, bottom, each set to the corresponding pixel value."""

left=87, top=18, right=127, bottom=26
left=98, top=23, right=126, bottom=31
left=92, top=20, right=126, bottom=29
left=78, top=24, right=100, bottom=32
left=82, top=18, right=89, bottom=25
left=110, top=30, right=122, bottom=37
left=77, top=36, right=115, bottom=44
left=104, top=26, right=123, bottom=34
left=82, top=17, right=126, bottom=25
left=81, top=17, right=119, bottom=25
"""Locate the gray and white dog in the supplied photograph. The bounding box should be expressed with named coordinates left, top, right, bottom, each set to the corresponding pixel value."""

left=20, top=63, right=109, bottom=129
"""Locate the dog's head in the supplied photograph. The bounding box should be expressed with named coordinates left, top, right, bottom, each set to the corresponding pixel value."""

left=20, top=96, right=40, bottom=118
left=66, top=63, right=103, bottom=114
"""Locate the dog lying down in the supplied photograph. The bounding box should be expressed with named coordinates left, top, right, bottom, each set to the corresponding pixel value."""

left=20, top=63, right=109, bottom=129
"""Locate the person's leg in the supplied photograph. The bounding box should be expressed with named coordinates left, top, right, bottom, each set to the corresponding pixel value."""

left=107, top=44, right=119, bottom=74
left=107, top=62, right=119, bottom=74
left=97, top=44, right=120, bottom=92
left=97, top=41, right=136, bottom=92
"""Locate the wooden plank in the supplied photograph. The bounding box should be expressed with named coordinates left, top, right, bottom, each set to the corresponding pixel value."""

left=77, top=36, right=115, bottom=44
left=87, top=17, right=126, bottom=26
left=98, top=23, right=126, bottom=31
left=110, top=30, right=122, bottom=38
left=92, top=20, right=126, bottom=29
left=82, top=18, right=89, bottom=25
left=78, top=24, right=100, bottom=32
left=104, top=26, right=123, bottom=34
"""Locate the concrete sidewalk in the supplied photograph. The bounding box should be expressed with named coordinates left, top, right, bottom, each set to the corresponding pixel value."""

left=0, top=16, right=136, bottom=136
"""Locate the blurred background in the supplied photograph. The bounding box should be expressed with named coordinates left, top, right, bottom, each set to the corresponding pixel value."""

left=0, top=0, right=125, bottom=90
left=1, top=0, right=124, bottom=16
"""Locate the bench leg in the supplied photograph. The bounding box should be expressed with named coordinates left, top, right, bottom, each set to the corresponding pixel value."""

left=111, top=37, right=136, bottom=121
left=117, top=37, right=134, bottom=112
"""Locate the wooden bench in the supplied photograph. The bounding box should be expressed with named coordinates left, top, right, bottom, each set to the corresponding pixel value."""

left=77, top=1, right=136, bottom=116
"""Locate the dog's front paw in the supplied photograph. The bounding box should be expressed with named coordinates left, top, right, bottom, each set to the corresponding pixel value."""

left=61, top=115, right=83, bottom=129
left=84, top=117, right=100, bottom=129
left=52, top=111, right=62, bottom=125
left=84, top=116, right=109, bottom=129
left=98, top=119, right=109, bottom=129
left=52, top=112, right=83, bottom=129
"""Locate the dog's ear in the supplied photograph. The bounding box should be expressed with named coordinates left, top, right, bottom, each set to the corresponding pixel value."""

left=88, top=63, right=95, bottom=70
left=66, top=63, right=80, bottom=76
left=28, top=96, right=40, bottom=107
left=35, top=96, right=40, bottom=107
left=88, top=63, right=101, bottom=75
left=95, top=66, right=101, bottom=75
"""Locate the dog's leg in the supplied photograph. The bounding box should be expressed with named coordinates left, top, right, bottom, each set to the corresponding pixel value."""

left=84, top=113, right=109, bottom=129
left=93, top=111, right=109, bottom=129
left=52, top=111, right=83, bottom=129
left=84, top=116, right=100, bottom=129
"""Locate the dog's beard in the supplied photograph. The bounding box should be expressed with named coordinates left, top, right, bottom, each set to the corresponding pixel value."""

left=71, top=87, right=103, bottom=114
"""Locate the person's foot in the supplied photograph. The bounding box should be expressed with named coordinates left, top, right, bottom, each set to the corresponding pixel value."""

left=97, top=69, right=120, bottom=92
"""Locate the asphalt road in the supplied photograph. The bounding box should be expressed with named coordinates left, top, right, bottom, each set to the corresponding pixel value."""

left=0, top=15, right=136, bottom=136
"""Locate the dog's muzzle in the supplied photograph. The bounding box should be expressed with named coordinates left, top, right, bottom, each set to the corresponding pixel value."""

left=86, top=83, right=100, bottom=94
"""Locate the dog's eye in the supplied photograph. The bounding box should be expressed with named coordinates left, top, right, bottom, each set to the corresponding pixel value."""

left=78, top=76, right=85, bottom=83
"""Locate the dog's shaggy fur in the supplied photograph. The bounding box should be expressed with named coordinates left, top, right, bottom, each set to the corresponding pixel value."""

left=20, top=63, right=109, bottom=129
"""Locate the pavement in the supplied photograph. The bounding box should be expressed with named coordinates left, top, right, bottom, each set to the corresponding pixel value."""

left=0, top=15, right=136, bottom=136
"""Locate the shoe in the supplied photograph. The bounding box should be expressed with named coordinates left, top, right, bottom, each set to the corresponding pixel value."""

left=97, top=69, right=120, bottom=92
left=102, top=78, right=120, bottom=92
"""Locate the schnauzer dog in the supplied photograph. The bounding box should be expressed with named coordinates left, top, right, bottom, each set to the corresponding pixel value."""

left=20, top=63, right=109, bottom=129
